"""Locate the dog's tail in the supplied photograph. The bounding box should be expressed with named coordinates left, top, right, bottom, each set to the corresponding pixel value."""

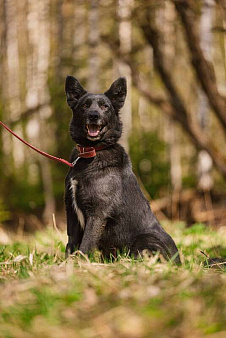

left=130, top=230, right=181, bottom=265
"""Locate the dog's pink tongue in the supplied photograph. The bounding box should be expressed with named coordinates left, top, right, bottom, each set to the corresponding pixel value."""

left=88, top=124, right=99, bottom=137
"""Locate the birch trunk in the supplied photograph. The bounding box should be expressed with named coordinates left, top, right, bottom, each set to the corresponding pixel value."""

left=88, top=0, right=100, bottom=93
left=73, top=2, right=86, bottom=80
left=197, top=0, right=214, bottom=191
left=161, top=2, right=182, bottom=195
left=0, top=3, right=5, bottom=179
left=26, top=0, right=55, bottom=221
left=3, top=0, right=24, bottom=172
left=117, top=0, right=132, bottom=152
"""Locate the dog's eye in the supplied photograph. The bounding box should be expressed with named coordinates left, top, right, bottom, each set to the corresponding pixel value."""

left=101, top=104, right=109, bottom=110
left=82, top=104, right=87, bottom=109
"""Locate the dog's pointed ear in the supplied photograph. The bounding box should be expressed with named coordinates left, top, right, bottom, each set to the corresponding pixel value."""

left=65, top=76, right=87, bottom=109
left=104, top=77, right=127, bottom=111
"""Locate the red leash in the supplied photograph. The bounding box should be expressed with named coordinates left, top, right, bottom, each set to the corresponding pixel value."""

left=0, top=121, right=74, bottom=167
left=0, top=121, right=108, bottom=167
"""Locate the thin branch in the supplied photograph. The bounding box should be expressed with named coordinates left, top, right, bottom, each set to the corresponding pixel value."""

left=4, top=103, right=50, bottom=126
left=135, top=10, right=226, bottom=176
left=173, top=0, right=226, bottom=130
left=102, top=25, right=226, bottom=175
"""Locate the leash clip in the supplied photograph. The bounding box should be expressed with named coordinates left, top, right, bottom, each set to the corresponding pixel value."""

left=71, top=157, right=80, bottom=166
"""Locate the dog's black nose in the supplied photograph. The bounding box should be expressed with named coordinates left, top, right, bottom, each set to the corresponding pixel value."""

left=88, top=111, right=100, bottom=122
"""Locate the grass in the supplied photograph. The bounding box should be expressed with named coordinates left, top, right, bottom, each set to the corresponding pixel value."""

left=0, top=222, right=225, bottom=337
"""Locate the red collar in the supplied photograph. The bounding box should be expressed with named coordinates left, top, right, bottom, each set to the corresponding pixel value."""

left=76, top=144, right=109, bottom=158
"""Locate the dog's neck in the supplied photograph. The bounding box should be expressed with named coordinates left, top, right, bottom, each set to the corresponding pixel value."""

left=76, top=144, right=110, bottom=158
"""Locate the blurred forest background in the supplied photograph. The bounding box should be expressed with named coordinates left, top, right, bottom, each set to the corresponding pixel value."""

left=0, top=0, right=226, bottom=232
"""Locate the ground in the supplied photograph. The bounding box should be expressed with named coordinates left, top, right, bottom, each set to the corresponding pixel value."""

left=0, top=222, right=225, bottom=338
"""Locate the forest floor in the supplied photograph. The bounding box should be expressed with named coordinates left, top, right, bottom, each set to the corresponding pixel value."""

left=0, top=222, right=225, bottom=338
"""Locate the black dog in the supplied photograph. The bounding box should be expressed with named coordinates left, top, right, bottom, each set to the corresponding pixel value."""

left=64, top=76, right=181, bottom=264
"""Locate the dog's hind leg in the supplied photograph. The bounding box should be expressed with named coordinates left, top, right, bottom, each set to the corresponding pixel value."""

left=130, top=230, right=181, bottom=265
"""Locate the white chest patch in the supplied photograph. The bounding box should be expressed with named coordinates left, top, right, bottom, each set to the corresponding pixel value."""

left=70, top=178, right=85, bottom=229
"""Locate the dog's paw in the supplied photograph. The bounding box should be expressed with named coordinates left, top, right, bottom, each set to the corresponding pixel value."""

left=65, top=243, right=76, bottom=258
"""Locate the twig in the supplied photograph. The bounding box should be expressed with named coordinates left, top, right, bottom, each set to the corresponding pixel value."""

left=52, top=213, right=64, bottom=242
left=200, top=250, right=209, bottom=258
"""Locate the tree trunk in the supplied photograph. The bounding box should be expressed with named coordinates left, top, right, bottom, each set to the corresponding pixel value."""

left=160, top=1, right=182, bottom=195
left=117, top=0, right=133, bottom=152
left=197, top=0, right=215, bottom=191
left=88, top=0, right=100, bottom=93
left=3, top=0, right=24, bottom=173
left=26, top=0, right=55, bottom=222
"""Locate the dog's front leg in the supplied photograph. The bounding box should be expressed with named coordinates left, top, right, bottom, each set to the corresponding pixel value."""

left=79, top=216, right=106, bottom=254
left=65, top=180, right=84, bottom=257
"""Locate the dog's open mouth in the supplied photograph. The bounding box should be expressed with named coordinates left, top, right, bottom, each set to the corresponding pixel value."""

left=86, top=124, right=103, bottom=137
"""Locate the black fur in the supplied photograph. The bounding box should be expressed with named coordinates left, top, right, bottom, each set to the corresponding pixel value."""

left=64, top=76, right=181, bottom=264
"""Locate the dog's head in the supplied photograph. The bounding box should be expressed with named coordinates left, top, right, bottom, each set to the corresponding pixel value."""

left=65, top=76, right=127, bottom=146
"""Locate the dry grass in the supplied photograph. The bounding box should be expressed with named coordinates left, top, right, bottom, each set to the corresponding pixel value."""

left=0, top=222, right=225, bottom=338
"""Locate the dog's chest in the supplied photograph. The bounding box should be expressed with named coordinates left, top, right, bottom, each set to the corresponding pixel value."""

left=70, top=178, right=85, bottom=229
